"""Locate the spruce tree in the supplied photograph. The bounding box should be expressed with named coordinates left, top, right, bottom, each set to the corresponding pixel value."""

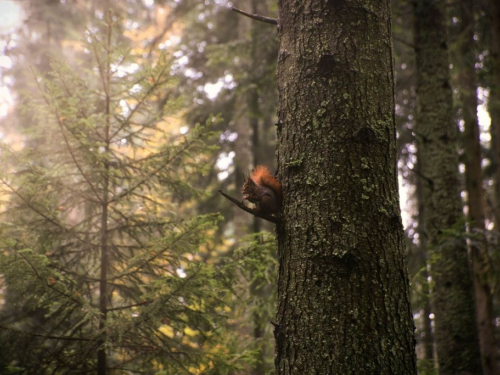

left=0, top=16, right=252, bottom=375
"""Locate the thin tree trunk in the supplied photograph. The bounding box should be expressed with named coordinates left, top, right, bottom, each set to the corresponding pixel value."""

left=413, top=0, right=483, bottom=374
left=489, top=0, right=500, bottom=229
left=248, top=3, right=265, bottom=372
left=97, top=164, right=109, bottom=375
left=97, top=21, right=112, bottom=375
left=456, top=1, right=499, bottom=373
left=232, top=0, right=253, bottom=234
left=274, top=1, right=417, bottom=373
left=416, top=153, right=434, bottom=363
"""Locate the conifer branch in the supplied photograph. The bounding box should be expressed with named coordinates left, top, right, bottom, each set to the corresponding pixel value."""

left=231, top=7, right=278, bottom=25
left=56, top=116, right=103, bottom=204
left=107, top=300, right=151, bottom=312
left=218, top=190, right=279, bottom=224
left=17, top=252, right=82, bottom=306
left=109, top=215, right=206, bottom=281
left=0, top=324, right=92, bottom=341
left=109, top=131, right=204, bottom=204
left=30, top=68, right=102, bottom=204
left=0, top=176, right=67, bottom=232
left=109, top=65, right=169, bottom=140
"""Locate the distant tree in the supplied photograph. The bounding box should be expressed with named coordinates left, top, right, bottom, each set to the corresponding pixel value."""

left=0, top=16, right=255, bottom=375
left=392, top=0, right=436, bottom=368
left=452, top=0, right=499, bottom=373
left=163, top=1, right=280, bottom=372
left=0, top=0, right=147, bottom=133
left=489, top=0, right=500, bottom=227
left=413, top=0, right=483, bottom=373
left=273, top=0, right=417, bottom=373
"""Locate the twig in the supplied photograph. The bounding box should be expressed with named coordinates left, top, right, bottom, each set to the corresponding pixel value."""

left=231, top=7, right=277, bottom=25
left=218, top=190, right=279, bottom=224
left=107, top=300, right=151, bottom=312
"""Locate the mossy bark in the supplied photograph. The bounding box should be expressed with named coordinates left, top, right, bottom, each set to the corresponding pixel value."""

left=274, top=0, right=417, bottom=373
left=413, top=0, right=483, bottom=374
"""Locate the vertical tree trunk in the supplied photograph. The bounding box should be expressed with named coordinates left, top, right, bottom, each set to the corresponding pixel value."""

left=248, top=5, right=266, bottom=374
left=97, top=21, right=112, bottom=375
left=232, top=2, right=277, bottom=372
left=456, top=1, right=499, bottom=373
left=274, top=1, right=417, bottom=373
left=416, top=153, right=434, bottom=363
left=489, top=0, right=500, bottom=229
left=97, top=166, right=109, bottom=375
left=232, top=0, right=254, bottom=233
left=413, top=0, right=483, bottom=374
left=248, top=79, right=266, bottom=375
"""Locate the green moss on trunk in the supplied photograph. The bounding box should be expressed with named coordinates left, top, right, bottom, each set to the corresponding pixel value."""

left=274, top=1, right=417, bottom=373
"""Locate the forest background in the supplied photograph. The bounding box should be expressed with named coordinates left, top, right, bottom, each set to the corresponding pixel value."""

left=0, top=0, right=498, bottom=374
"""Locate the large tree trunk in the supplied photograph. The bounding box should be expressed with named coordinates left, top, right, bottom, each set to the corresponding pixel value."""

left=413, top=0, right=483, bottom=374
left=274, top=1, right=417, bottom=373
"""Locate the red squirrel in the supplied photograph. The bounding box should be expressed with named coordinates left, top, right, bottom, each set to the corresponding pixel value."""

left=242, top=165, right=282, bottom=216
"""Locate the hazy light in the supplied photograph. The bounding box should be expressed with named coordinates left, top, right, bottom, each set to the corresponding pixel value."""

left=204, top=75, right=236, bottom=100
left=176, top=268, right=186, bottom=278
left=184, top=68, right=203, bottom=79
left=130, top=84, right=142, bottom=94
left=0, top=1, right=23, bottom=33
left=217, top=171, right=229, bottom=180
left=114, top=63, right=139, bottom=78
left=477, top=87, right=491, bottom=129
left=119, top=99, right=130, bottom=116
left=398, top=175, right=410, bottom=229
left=0, top=56, right=12, bottom=69
left=204, top=81, right=223, bottom=100
left=0, top=87, right=13, bottom=118
left=216, top=151, right=235, bottom=171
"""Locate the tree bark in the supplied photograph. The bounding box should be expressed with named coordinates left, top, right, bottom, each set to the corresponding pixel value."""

left=413, top=0, right=483, bottom=374
left=274, top=1, right=417, bottom=373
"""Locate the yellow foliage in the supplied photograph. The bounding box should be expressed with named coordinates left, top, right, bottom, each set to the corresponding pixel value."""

left=181, top=335, right=199, bottom=349
left=183, top=327, right=198, bottom=337
left=158, top=325, right=174, bottom=338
